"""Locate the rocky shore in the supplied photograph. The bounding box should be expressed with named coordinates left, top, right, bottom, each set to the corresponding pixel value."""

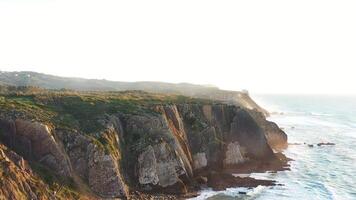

left=0, top=89, right=288, bottom=199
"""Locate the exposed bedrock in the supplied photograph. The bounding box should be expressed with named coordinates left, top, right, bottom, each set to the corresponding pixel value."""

left=120, top=110, right=192, bottom=194
left=0, top=143, right=54, bottom=200
left=0, top=102, right=287, bottom=198
left=0, top=118, right=129, bottom=198
left=248, top=110, right=288, bottom=150
left=118, top=104, right=279, bottom=194
left=0, top=119, right=71, bottom=177
left=56, top=125, right=129, bottom=198
left=177, top=104, right=275, bottom=169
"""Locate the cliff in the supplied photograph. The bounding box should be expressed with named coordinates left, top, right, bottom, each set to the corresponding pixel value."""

left=0, top=89, right=287, bottom=199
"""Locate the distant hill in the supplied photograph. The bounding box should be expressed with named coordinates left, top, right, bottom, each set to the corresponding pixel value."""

left=0, top=71, right=268, bottom=116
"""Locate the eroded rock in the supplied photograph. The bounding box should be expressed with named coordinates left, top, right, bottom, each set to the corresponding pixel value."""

left=0, top=144, right=54, bottom=200
left=138, top=143, right=187, bottom=188
left=248, top=111, right=288, bottom=150
left=207, top=172, right=276, bottom=191
left=0, top=119, right=71, bottom=177
left=223, top=142, right=245, bottom=166
left=57, top=129, right=129, bottom=198
left=193, top=152, right=207, bottom=170
left=88, top=143, right=128, bottom=197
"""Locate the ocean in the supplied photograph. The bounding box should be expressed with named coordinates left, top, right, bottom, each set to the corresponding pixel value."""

left=191, top=95, right=356, bottom=200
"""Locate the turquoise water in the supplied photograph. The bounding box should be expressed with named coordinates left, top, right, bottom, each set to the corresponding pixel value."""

left=192, top=95, right=356, bottom=200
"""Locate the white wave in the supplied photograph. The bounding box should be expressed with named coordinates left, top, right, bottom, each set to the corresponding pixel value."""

left=189, top=187, right=253, bottom=200
left=250, top=172, right=272, bottom=180
left=309, top=112, right=333, bottom=117
left=187, top=188, right=217, bottom=200
left=247, top=185, right=266, bottom=197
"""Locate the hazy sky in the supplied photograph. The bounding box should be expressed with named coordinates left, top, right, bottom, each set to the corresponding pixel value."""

left=1, top=0, right=355, bottom=94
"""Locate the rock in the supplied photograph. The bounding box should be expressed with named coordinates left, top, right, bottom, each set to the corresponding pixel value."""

left=178, top=104, right=277, bottom=168
left=195, top=176, right=208, bottom=184
left=0, top=144, right=54, bottom=200
left=308, top=144, right=314, bottom=147
left=239, top=191, right=247, bottom=194
left=317, top=142, right=335, bottom=146
left=288, top=143, right=302, bottom=145
left=138, top=145, right=159, bottom=185
left=223, top=142, right=245, bottom=166
left=137, top=142, right=188, bottom=189
left=57, top=129, right=129, bottom=198
left=87, top=143, right=128, bottom=198
left=0, top=119, right=71, bottom=177
left=229, top=109, right=275, bottom=159
left=159, top=105, right=193, bottom=177
left=193, top=152, right=207, bottom=170
left=207, top=172, right=275, bottom=191
left=0, top=95, right=288, bottom=198
left=248, top=110, right=288, bottom=150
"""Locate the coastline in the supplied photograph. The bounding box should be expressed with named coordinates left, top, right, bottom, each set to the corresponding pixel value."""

left=0, top=87, right=289, bottom=199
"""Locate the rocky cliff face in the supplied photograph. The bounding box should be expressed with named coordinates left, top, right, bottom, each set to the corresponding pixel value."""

left=248, top=110, right=288, bottom=150
left=0, top=92, right=287, bottom=199
left=0, top=143, right=54, bottom=200
left=0, top=119, right=72, bottom=177
left=57, top=128, right=129, bottom=198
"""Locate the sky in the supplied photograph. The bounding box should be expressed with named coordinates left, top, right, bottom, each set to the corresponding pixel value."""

left=0, top=0, right=355, bottom=94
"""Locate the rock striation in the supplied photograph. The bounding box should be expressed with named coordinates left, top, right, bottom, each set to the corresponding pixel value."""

left=0, top=143, right=54, bottom=200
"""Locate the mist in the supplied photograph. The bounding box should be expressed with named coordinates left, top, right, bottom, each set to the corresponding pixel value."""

left=1, top=0, right=356, bottom=94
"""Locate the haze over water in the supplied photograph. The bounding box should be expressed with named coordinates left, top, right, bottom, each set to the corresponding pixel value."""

left=193, top=95, right=356, bottom=200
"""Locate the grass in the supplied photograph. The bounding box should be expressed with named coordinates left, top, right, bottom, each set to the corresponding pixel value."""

left=0, top=87, right=216, bottom=134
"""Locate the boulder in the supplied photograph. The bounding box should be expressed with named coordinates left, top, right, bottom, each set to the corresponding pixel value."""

left=223, top=142, right=245, bottom=166
left=192, top=152, right=207, bottom=170
left=137, top=143, right=188, bottom=189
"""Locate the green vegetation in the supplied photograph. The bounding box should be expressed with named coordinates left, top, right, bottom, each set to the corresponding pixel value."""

left=0, top=86, right=216, bottom=138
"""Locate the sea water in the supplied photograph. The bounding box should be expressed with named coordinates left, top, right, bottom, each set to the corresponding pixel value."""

left=191, top=95, right=356, bottom=200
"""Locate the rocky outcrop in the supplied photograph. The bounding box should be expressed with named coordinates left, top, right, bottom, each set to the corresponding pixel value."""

left=207, top=172, right=276, bottom=191
left=57, top=127, right=129, bottom=198
left=177, top=104, right=274, bottom=169
left=223, top=142, right=245, bottom=166
left=248, top=110, right=288, bottom=150
left=87, top=143, right=128, bottom=197
left=0, top=100, right=287, bottom=198
left=137, top=143, right=187, bottom=191
left=0, top=119, right=71, bottom=177
left=263, top=121, right=288, bottom=150
left=192, top=153, right=207, bottom=170
left=0, top=143, right=53, bottom=200
left=120, top=111, right=192, bottom=194
left=117, top=103, right=279, bottom=195
left=0, top=118, right=129, bottom=198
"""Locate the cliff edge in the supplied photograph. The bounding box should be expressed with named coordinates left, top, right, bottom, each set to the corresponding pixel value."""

left=0, top=88, right=288, bottom=199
